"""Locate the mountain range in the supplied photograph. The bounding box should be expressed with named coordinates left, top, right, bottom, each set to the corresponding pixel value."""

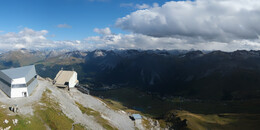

left=1, top=49, right=260, bottom=101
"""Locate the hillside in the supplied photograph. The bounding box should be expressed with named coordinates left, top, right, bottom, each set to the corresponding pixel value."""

left=0, top=49, right=260, bottom=100
left=0, top=49, right=259, bottom=129
left=32, top=49, right=260, bottom=100
left=0, top=77, right=160, bottom=130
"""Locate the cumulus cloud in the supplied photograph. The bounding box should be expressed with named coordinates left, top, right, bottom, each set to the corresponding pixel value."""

left=83, top=33, right=188, bottom=50
left=135, top=4, right=150, bottom=9
left=0, top=28, right=80, bottom=51
left=1, top=27, right=260, bottom=52
left=57, top=24, right=72, bottom=28
left=86, top=27, right=258, bottom=51
left=116, top=0, right=260, bottom=42
left=83, top=31, right=260, bottom=51
left=94, top=27, right=112, bottom=35
left=120, top=2, right=159, bottom=9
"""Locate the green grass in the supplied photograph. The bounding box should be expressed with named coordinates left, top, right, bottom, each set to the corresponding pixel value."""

left=142, top=118, right=152, bottom=129
left=0, top=88, right=87, bottom=130
left=34, top=88, right=75, bottom=130
left=0, top=88, right=86, bottom=130
left=0, top=103, right=46, bottom=130
left=93, top=87, right=260, bottom=116
left=74, top=123, right=86, bottom=130
left=75, top=101, right=118, bottom=130
left=176, top=110, right=260, bottom=130
left=13, top=115, right=46, bottom=130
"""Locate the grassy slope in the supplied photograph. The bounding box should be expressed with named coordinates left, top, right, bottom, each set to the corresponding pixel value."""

left=0, top=108, right=45, bottom=130
left=34, top=89, right=75, bottom=130
left=75, top=101, right=117, bottom=130
left=92, top=87, right=260, bottom=130
left=176, top=111, right=260, bottom=130
left=0, top=89, right=86, bottom=130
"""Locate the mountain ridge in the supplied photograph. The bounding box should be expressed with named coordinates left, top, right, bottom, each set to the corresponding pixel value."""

left=0, top=49, right=260, bottom=100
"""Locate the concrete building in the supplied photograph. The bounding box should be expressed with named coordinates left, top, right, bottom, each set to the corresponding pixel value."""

left=131, top=114, right=142, bottom=123
left=53, top=70, right=78, bottom=88
left=0, top=65, right=38, bottom=98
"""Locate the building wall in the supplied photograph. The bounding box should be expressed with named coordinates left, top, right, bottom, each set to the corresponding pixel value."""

left=0, top=71, right=12, bottom=97
left=11, top=87, right=28, bottom=98
left=69, top=72, right=77, bottom=88
left=12, top=77, right=26, bottom=84
left=25, top=65, right=38, bottom=96
left=0, top=80, right=11, bottom=97
left=27, top=78, right=38, bottom=96
left=25, top=65, right=37, bottom=83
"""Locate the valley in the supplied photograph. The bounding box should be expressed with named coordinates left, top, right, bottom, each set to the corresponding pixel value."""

left=93, top=87, right=260, bottom=130
left=0, top=49, right=260, bottom=129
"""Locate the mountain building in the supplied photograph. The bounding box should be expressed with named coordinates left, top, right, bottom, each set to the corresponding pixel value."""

left=0, top=65, right=38, bottom=98
left=131, top=114, right=142, bottom=123
left=53, top=70, right=78, bottom=89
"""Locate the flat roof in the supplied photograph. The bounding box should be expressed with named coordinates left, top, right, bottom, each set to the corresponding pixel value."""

left=1, top=65, right=35, bottom=79
left=132, top=114, right=142, bottom=119
left=54, top=70, right=76, bottom=85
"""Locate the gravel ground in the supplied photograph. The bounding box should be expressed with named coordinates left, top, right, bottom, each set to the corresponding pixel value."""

left=69, top=89, right=136, bottom=130
left=0, top=77, right=47, bottom=115
left=0, top=77, right=144, bottom=130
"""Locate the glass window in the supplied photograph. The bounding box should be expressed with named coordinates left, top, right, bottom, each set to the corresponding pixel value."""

left=0, top=77, right=11, bottom=87
left=12, top=84, right=26, bottom=88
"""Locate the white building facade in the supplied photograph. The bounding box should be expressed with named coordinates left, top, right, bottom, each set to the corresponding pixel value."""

left=54, top=70, right=78, bottom=88
left=0, top=65, right=38, bottom=98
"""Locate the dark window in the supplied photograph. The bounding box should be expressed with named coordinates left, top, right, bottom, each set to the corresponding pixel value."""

left=64, top=82, right=69, bottom=85
left=0, top=77, right=11, bottom=87
left=12, top=84, right=26, bottom=88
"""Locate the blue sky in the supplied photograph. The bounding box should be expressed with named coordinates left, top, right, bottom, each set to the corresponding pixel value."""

left=0, top=0, right=259, bottom=51
left=0, top=0, right=170, bottom=40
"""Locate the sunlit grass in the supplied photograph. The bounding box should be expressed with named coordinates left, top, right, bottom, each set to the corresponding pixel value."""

left=34, top=88, right=78, bottom=130
left=74, top=123, right=86, bottom=130
left=0, top=103, right=45, bottom=130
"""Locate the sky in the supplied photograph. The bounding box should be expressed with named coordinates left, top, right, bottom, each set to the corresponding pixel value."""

left=0, top=0, right=260, bottom=51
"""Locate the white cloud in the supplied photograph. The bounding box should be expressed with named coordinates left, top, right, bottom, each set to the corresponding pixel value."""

left=1, top=27, right=260, bottom=52
left=83, top=32, right=260, bottom=51
left=0, top=28, right=80, bottom=51
left=153, top=3, right=159, bottom=8
left=116, top=0, right=260, bottom=42
left=120, top=3, right=159, bottom=9
left=57, top=24, right=72, bottom=28
left=94, top=27, right=112, bottom=35
left=136, top=4, right=150, bottom=9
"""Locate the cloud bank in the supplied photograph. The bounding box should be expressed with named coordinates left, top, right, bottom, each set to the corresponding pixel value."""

left=116, top=0, right=260, bottom=42
left=93, top=27, right=112, bottom=35
left=1, top=0, right=260, bottom=52
left=0, top=28, right=80, bottom=51
left=1, top=26, right=260, bottom=52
